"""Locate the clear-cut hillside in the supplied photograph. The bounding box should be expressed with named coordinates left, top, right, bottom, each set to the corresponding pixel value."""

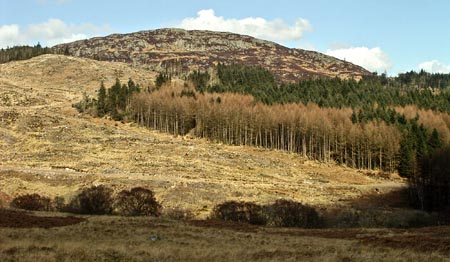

left=0, top=54, right=402, bottom=217
left=52, top=28, right=371, bottom=82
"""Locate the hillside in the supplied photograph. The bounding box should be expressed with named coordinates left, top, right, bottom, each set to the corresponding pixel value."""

left=52, top=28, right=371, bottom=82
left=4, top=54, right=450, bottom=262
left=0, top=54, right=402, bottom=216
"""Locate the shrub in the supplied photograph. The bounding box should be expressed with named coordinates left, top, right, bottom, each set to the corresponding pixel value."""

left=211, top=200, right=321, bottom=227
left=329, top=208, right=361, bottom=228
left=327, top=207, right=438, bottom=228
left=51, top=196, right=66, bottom=212
left=115, top=187, right=161, bottom=216
left=212, top=201, right=266, bottom=225
left=67, top=185, right=113, bottom=215
left=265, top=200, right=321, bottom=228
left=10, top=194, right=51, bottom=211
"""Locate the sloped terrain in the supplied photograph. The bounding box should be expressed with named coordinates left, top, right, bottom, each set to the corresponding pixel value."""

left=0, top=54, right=401, bottom=217
left=52, top=28, right=371, bottom=82
left=3, top=54, right=448, bottom=262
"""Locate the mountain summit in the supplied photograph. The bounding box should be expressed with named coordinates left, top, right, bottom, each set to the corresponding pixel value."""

left=53, top=28, right=370, bottom=82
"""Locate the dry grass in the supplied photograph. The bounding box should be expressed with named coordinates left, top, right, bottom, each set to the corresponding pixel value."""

left=0, top=55, right=433, bottom=260
left=1, top=214, right=449, bottom=262
left=0, top=55, right=404, bottom=217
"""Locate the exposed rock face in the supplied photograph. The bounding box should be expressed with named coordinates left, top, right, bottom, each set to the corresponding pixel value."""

left=52, top=28, right=370, bottom=82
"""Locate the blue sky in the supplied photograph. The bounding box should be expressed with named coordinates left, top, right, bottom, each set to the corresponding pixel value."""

left=1, top=0, right=449, bottom=75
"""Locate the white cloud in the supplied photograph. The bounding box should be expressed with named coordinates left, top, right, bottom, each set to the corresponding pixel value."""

left=0, top=24, right=21, bottom=48
left=326, top=46, right=391, bottom=73
left=418, top=60, right=450, bottom=74
left=177, top=9, right=311, bottom=43
left=0, top=19, right=111, bottom=48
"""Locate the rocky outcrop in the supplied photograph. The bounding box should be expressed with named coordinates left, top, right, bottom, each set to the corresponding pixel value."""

left=52, top=28, right=371, bottom=82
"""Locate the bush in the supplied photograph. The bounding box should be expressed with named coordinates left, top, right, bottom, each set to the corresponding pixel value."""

left=211, top=200, right=321, bottom=227
left=326, top=207, right=438, bottom=228
left=212, top=201, right=266, bottom=225
left=329, top=208, right=361, bottom=228
left=51, top=196, right=66, bottom=212
left=10, top=194, right=51, bottom=211
left=67, top=185, right=113, bottom=215
left=265, top=200, right=321, bottom=228
left=115, top=187, right=161, bottom=216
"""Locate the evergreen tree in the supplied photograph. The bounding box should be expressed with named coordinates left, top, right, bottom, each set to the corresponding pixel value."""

left=108, top=78, right=122, bottom=120
left=155, top=73, right=171, bottom=88
left=97, top=81, right=106, bottom=117
left=428, top=128, right=442, bottom=151
left=398, top=138, right=414, bottom=178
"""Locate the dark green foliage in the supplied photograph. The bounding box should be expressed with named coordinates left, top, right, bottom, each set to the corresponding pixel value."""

left=105, top=78, right=140, bottom=120
left=75, top=79, right=140, bottom=120
left=97, top=81, right=107, bottom=117
left=208, top=63, right=277, bottom=104
left=413, top=145, right=450, bottom=211
left=211, top=66, right=450, bottom=115
left=67, top=185, right=114, bottom=215
left=107, top=79, right=123, bottom=120
left=10, top=194, right=51, bottom=211
left=397, top=120, right=449, bottom=211
left=155, top=73, right=171, bottom=88
left=428, top=128, right=442, bottom=151
left=187, top=70, right=210, bottom=91
left=398, top=121, right=424, bottom=178
left=196, top=64, right=450, bottom=117
left=277, top=77, right=450, bottom=114
left=0, top=43, right=52, bottom=63
left=115, top=187, right=162, bottom=216
left=397, top=69, right=450, bottom=90
left=398, top=138, right=416, bottom=178
left=264, top=200, right=321, bottom=228
left=351, top=107, right=407, bottom=125
left=212, top=201, right=266, bottom=225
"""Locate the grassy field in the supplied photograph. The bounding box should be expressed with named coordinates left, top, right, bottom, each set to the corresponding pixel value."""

left=0, top=55, right=445, bottom=261
left=1, top=210, right=450, bottom=262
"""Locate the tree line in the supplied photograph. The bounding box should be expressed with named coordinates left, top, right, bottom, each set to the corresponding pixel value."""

left=188, top=64, right=450, bottom=115
left=0, top=43, right=52, bottom=63
left=83, top=68, right=449, bottom=175
left=74, top=78, right=141, bottom=121
left=131, top=83, right=403, bottom=171
left=78, top=64, right=450, bottom=212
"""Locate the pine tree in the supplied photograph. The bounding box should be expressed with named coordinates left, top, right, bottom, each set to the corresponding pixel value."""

left=97, top=81, right=106, bottom=117
left=108, top=78, right=122, bottom=120
left=398, top=138, right=414, bottom=178
left=428, top=128, right=442, bottom=152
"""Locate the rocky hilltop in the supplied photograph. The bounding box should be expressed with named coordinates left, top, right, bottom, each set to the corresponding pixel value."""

left=53, top=28, right=370, bottom=82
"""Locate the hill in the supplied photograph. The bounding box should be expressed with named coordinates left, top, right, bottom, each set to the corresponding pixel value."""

left=3, top=54, right=448, bottom=262
left=0, top=54, right=402, bottom=216
left=52, top=28, right=371, bottom=82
